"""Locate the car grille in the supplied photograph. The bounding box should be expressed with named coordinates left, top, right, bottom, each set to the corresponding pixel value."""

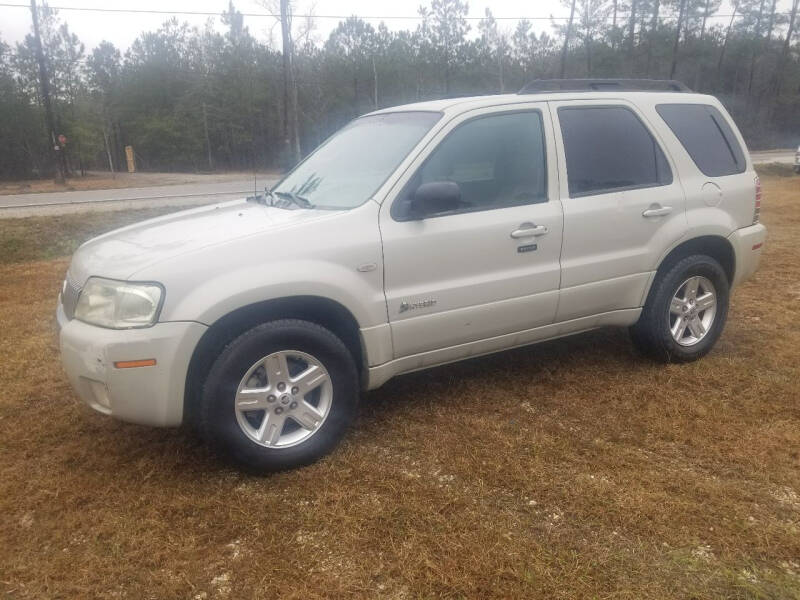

left=61, top=272, right=82, bottom=320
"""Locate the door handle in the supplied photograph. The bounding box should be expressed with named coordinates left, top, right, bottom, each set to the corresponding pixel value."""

left=510, top=223, right=549, bottom=239
left=642, top=205, right=673, bottom=217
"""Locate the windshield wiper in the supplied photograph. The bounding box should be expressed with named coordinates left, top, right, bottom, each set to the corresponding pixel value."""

left=247, top=189, right=315, bottom=209
left=273, top=191, right=315, bottom=209
left=246, top=189, right=275, bottom=206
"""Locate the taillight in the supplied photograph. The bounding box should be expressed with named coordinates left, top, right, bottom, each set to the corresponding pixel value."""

left=753, top=175, right=761, bottom=224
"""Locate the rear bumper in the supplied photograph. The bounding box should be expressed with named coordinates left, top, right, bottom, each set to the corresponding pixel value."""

left=728, top=223, right=766, bottom=289
left=57, top=302, right=207, bottom=426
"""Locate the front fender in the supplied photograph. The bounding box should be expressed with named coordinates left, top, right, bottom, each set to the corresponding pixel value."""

left=130, top=201, right=388, bottom=330
left=166, top=258, right=387, bottom=328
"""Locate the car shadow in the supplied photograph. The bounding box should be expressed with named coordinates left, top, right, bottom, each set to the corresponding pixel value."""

left=79, top=326, right=647, bottom=478
left=359, top=326, right=643, bottom=420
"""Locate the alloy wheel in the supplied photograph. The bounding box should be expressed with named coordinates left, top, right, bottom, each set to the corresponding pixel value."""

left=234, top=350, right=333, bottom=448
left=668, top=275, right=717, bottom=347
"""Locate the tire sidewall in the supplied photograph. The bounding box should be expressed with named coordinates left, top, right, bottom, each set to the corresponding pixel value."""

left=201, top=320, right=358, bottom=472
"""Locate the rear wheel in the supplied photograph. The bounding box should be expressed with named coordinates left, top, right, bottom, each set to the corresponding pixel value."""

left=630, top=254, right=729, bottom=362
left=199, top=319, right=358, bottom=472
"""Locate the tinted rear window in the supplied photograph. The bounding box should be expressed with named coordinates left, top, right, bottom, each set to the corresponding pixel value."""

left=656, top=104, right=746, bottom=177
left=558, top=106, right=672, bottom=197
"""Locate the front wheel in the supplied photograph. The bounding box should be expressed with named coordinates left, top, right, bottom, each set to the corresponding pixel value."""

left=199, top=319, right=359, bottom=472
left=630, top=254, right=730, bottom=362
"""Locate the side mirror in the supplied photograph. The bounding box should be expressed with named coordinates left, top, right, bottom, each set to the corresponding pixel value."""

left=406, top=181, right=462, bottom=220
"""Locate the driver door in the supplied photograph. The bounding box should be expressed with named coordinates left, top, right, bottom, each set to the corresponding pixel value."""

left=379, top=105, right=563, bottom=359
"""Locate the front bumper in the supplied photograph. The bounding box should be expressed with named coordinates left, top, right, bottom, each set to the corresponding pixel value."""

left=728, top=223, right=766, bottom=289
left=57, top=302, right=207, bottom=426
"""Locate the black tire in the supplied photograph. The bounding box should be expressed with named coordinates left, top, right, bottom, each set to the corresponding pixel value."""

left=199, top=319, right=358, bottom=472
left=630, top=254, right=730, bottom=363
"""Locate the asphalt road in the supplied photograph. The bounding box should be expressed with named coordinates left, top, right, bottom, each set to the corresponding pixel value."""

left=0, top=175, right=279, bottom=218
left=750, top=149, right=797, bottom=165
left=0, top=149, right=794, bottom=217
left=0, top=176, right=275, bottom=209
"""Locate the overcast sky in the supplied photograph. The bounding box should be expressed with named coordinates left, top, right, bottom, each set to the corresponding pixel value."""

left=0, top=0, right=765, bottom=53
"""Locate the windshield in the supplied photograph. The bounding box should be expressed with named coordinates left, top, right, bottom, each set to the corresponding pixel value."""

left=272, top=111, right=441, bottom=209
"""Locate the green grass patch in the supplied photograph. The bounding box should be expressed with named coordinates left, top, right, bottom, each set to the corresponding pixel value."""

left=0, top=207, right=180, bottom=264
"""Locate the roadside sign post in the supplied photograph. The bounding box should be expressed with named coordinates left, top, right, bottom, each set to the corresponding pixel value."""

left=125, top=146, right=136, bottom=173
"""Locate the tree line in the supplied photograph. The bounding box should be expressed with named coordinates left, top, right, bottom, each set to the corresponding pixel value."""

left=0, top=0, right=798, bottom=180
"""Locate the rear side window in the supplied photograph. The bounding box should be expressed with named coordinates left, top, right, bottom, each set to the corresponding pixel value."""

left=656, top=104, right=746, bottom=177
left=558, top=106, right=672, bottom=197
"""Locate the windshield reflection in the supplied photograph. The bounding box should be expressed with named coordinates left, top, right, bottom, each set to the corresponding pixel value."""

left=272, top=111, right=441, bottom=210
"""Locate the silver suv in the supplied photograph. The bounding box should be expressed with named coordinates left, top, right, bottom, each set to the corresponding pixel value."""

left=58, top=80, right=766, bottom=471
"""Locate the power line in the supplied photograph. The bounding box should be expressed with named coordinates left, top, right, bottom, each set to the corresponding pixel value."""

left=0, top=2, right=790, bottom=21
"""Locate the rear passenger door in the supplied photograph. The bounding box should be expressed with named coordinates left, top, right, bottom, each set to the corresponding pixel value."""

left=550, top=99, right=688, bottom=322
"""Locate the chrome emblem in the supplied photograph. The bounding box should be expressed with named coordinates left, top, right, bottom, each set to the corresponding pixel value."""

left=399, top=299, right=437, bottom=313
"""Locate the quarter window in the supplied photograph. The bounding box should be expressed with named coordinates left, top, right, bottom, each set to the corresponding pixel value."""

left=656, top=104, right=746, bottom=177
left=558, top=106, right=672, bottom=197
left=396, top=111, right=548, bottom=218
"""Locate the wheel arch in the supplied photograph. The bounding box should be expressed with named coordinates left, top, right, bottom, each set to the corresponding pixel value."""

left=183, top=296, right=365, bottom=425
left=645, top=235, right=736, bottom=305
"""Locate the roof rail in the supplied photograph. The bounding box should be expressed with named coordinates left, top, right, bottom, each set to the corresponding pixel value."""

left=518, top=79, right=692, bottom=94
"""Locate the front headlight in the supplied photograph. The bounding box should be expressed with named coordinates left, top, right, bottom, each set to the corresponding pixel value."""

left=74, top=277, right=163, bottom=329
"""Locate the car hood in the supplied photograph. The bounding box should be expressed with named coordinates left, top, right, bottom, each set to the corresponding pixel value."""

left=68, top=199, right=337, bottom=284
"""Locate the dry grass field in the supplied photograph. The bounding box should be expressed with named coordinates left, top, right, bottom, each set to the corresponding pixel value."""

left=1, top=169, right=799, bottom=599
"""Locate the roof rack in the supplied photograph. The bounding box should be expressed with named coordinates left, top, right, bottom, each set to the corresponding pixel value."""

left=518, top=79, right=692, bottom=94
